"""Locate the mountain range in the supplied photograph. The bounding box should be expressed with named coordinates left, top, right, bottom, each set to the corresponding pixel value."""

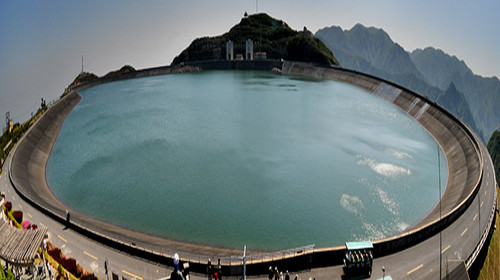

left=316, top=24, right=499, bottom=142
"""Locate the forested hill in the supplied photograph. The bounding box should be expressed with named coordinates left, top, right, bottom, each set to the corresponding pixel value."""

left=172, top=13, right=338, bottom=66
left=486, top=130, right=500, bottom=184
left=316, top=24, right=498, bottom=142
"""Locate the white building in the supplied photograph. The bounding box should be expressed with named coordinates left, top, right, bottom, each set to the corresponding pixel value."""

left=226, top=41, right=234, bottom=60
left=245, top=39, right=254, bottom=60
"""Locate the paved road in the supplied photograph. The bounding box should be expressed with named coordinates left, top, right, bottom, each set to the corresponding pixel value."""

left=1, top=137, right=496, bottom=280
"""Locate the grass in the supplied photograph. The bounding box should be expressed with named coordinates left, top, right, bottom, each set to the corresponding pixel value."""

left=477, top=183, right=500, bottom=280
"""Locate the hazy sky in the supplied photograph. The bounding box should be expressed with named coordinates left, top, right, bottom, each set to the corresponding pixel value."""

left=1, top=0, right=499, bottom=123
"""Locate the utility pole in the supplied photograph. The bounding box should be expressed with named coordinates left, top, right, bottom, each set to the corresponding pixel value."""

left=438, top=144, right=442, bottom=280
left=81, top=55, right=84, bottom=74
left=256, top=0, right=258, bottom=13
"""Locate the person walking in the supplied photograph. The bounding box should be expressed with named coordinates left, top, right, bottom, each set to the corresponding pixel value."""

left=207, top=258, right=212, bottom=280
left=170, top=253, right=185, bottom=280
left=65, top=209, right=70, bottom=227
left=217, top=258, right=222, bottom=280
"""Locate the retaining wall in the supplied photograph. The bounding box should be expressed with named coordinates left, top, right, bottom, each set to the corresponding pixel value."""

left=9, top=60, right=487, bottom=276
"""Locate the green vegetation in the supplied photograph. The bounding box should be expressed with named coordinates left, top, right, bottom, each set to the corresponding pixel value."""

left=69, top=71, right=98, bottom=87
left=173, top=13, right=338, bottom=66
left=103, top=64, right=136, bottom=78
left=487, top=130, right=500, bottom=184
left=0, top=104, right=47, bottom=175
left=477, top=183, right=499, bottom=280
left=474, top=130, right=500, bottom=279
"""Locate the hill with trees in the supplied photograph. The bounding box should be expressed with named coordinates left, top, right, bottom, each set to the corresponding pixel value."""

left=486, top=130, right=500, bottom=184
left=173, top=13, right=338, bottom=66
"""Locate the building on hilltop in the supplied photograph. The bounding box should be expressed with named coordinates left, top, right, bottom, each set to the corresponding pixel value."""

left=226, top=41, right=234, bottom=60
left=246, top=39, right=254, bottom=60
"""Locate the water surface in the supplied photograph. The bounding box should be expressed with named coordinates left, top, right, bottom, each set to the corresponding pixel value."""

left=47, top=71, right=447, bottom=250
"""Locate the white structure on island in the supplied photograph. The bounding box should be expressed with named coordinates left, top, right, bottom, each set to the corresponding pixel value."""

left=226, top=40, right=234, bottom=60
left=246, top=39, right=254, bottom=60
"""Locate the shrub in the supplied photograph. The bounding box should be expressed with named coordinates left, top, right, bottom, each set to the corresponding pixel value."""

left=48, top=247, right=62, bottom=264
left=80, top=273, right=98, bottom=280
left=61, top=257, right=80, bottom=278
left=13, top=210, right=23, bottom=224
left=4, top=201, right=11, bottom=213
left=6, top=268, right=15, bottom=280
left=57, top=264, right=63, bottom=276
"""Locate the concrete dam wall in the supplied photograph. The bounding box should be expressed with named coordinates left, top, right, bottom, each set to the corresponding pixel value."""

left=9, top=60, right=488, bottom=275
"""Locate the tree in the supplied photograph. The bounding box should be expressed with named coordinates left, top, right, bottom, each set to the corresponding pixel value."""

left=486, top=129, right=500, bottom=184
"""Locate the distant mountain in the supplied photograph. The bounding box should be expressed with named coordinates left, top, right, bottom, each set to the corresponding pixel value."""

left=315, top=25, right=489, bottom=141
left=316, top=24, right=425, bottom=81
left=436, top=82, right=478, bottom=133
left=173, top=13, right=338, bottom=66
left=410, top=47, right=471, bottom=90
left=411, top=47, right=500, bottom=140
left=486, top=130, right=500, bottom=184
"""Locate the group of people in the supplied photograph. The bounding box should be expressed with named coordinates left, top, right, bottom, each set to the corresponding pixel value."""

left=344, top=249, right=373, bottom=269
left=207, top=258, right=222, bottom=280
left=268, top=266, right=298, bottom=280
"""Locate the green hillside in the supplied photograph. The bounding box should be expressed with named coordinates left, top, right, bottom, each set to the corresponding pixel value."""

left=173, top=13, right=338, bottom=66
left=487, top=130, right=500, bottom=184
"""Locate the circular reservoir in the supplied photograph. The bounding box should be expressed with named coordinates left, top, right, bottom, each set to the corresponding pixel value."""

left=47, top=70, right=447, bottom=251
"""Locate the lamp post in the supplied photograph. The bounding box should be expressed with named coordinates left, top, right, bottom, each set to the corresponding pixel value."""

left=437, top=144, right=442, bottom=280
left=243, top=245, right=247, bottom=280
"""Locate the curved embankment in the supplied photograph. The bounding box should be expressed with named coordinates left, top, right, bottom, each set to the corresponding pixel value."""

left=9, top=60, right=488, bottom=276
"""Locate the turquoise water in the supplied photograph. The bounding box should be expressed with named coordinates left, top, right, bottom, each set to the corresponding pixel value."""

left=47, top=71, right=447, bottom=250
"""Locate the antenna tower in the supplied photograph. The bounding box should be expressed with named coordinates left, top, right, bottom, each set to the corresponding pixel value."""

left=5, top=112, right=11, bottom=131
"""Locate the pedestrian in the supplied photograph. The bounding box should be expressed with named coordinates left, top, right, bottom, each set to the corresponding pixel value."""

left=170, top=253, right=185, bottom=280
left=274, top=267, right=279, bottom=280
left=268, top=266, right=273, bottom=280
left=207, top=258, right=212, bottom=280
left=217, top=258, right=222, bottom=280
left=65, top=209, right=70, bottom=225
left=285, top=270, right=290, bottom=280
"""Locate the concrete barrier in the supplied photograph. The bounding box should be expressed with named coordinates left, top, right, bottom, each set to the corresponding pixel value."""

left=9, top=60, right=486, bottom=276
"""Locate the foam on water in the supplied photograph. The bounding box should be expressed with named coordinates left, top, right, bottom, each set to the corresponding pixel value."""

left=357, top=156, right=411, bottom=178
left=340, top=193, right=364, bottom=216
left=386, top=148, right=413, bottom=160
